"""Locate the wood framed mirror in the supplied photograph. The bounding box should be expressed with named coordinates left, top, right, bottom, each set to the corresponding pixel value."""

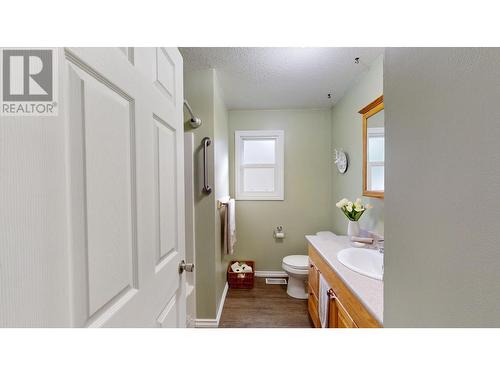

left=359, top=95, right=384, bottom=199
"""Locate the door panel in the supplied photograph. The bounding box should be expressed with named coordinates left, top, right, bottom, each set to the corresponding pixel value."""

left=157, top=295, right=178, bottom=328
left=67, top=63, right=139, bottom=320
left=154, top=115, right=178, bottom=266
left=154, top=47, right=177, bottom=102
left=84, top=82, right=136, bottom=316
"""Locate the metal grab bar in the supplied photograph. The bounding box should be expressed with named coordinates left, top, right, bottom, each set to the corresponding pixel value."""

left=201, top=137, right=212, bottom=194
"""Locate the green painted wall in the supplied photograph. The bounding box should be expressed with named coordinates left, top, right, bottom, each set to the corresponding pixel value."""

left=228, top=109, right=333, bottom=271
left=184, top=69, right=229, bottom=319
left=331, top=55, right=384, bottom=236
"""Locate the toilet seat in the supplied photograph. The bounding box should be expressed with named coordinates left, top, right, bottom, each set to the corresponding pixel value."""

left=282, top=255, right=309, bottom=270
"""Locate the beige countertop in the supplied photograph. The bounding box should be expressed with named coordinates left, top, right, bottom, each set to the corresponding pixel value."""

left=305, top=231, right=383, bottom=325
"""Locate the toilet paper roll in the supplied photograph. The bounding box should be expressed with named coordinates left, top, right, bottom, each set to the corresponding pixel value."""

left=274, top=232, right=285, bottom=239
left=231, top=262, right=241, bottom=272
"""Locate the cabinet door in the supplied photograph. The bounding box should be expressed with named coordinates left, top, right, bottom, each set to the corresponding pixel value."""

left=327, top=292, right=338, bottom=328
left=336, top=298, right=357, bottom=328
left=327, top=289, right=358, bottom=328
left=307, top=260, right=321, bottom=327
left=308, top=289, right=321, bottom=328
left=308, top=261, right=319, bottom=298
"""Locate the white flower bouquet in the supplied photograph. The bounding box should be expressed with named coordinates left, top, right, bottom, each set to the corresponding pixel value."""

left=336, top=198, right=372, bottom=222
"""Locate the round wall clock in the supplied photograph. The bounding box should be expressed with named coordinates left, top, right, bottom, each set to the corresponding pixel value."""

left=334, top=149, right=349, bottom=174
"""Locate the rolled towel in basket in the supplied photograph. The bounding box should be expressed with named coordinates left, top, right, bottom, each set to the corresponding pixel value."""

left=240, top=263, right=253, bottom=273
left=231, top=262, right=243, bottom=273
left=231, top=262, right=243, bottom=272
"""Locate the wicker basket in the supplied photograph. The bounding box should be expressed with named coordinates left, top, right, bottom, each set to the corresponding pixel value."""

left=227, top=260, right=255, bottom=289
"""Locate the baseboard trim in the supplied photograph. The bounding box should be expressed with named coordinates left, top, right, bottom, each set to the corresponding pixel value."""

left=194, top=281, right=228, bottom=328
left=255, top=270, right=288, bottom=278
left=193, top=318, right=218, bottom=328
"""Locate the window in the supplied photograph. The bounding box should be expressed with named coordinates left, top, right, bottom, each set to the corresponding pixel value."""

left=367, top=127, right=385, bottom=192
left=235, top=130, right=284, bottom=200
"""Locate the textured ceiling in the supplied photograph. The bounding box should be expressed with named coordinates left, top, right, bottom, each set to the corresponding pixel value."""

left=179, top=47, right=384, bottom=109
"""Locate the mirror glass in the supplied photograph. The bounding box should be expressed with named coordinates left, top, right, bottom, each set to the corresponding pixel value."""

left=366, top=109, right=385, bottom=192
left=360, top=96, right=384, bottom=198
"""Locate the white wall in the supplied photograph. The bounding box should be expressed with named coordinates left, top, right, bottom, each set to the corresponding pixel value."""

left=384, top=48, right=500, bottom=327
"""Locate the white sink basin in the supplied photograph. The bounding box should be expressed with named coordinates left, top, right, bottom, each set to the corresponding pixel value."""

left=337, top=247, right=383, bottom=280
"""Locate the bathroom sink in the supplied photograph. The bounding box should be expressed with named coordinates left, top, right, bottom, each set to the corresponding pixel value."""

left=337, top=248, right=383, bottom=280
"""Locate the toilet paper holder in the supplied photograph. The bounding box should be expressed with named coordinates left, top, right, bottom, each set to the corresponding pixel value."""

left=274, top=226, right=285, bottom=239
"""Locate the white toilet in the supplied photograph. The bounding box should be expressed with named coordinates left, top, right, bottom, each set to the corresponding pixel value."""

left=282, top=255, right=309, bottom=299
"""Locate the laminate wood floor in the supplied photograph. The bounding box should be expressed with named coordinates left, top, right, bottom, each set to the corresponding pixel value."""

left=219, top=277, right=314, bottom=328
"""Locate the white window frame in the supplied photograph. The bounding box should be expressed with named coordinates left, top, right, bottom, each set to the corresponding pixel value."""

left=367, top=127, right=385, bottom=192
left=235, top=130, right=284, bottom=200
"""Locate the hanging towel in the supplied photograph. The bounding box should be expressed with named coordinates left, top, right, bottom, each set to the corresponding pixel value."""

left=319, top=274, right=331, bottom=328
left=223, top=198, right=236, bottom=255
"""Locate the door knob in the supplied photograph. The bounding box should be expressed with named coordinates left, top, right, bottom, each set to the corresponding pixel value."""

left=179, top=260, right=195, bottom=273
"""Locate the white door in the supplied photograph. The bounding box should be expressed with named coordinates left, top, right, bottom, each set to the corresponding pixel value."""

left=0, top=47, right=186, bottom=327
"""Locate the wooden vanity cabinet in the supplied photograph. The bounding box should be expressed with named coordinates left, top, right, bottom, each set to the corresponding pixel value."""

left=308, top=244, right=381, bottom=328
